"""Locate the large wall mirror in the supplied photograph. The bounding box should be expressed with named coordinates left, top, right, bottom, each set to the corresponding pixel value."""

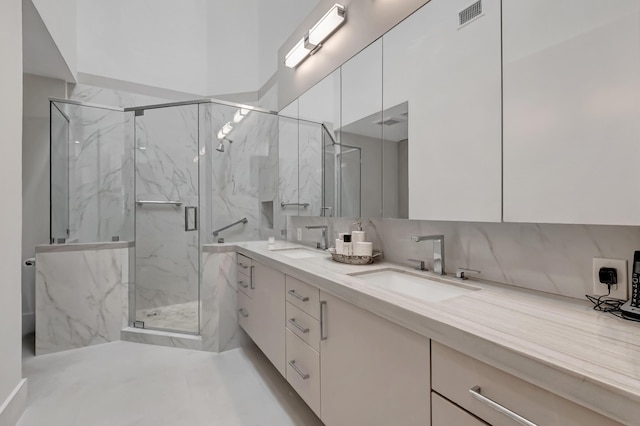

left=288, top=0, right=500, bottom=221
left=289, top=36, right=407, bottom=219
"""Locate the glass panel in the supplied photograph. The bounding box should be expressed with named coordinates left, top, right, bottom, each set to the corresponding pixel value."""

left=200, top=103, right=281, bottom=243
left=50, top=103, right=70, bottom=242
left=134, top=105, right=199, bottom=334
left=340, top=39, right=383, bottom=218
left=50, top=102, right=133, bottom=243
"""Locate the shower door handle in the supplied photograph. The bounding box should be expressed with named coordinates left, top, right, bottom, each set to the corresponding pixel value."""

left=184, top=206, right=197, bottom=231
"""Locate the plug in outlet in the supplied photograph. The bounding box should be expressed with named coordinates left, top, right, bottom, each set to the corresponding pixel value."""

left=592, top=258, right=628, bottom=299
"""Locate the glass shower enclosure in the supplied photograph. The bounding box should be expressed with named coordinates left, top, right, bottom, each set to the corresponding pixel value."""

left=50, top=97, right=283, bottom=336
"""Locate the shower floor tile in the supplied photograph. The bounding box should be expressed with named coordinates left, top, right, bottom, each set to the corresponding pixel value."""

left=19, top=340, right=323, bottom=426
left=136, top=301, right=198, bottom=332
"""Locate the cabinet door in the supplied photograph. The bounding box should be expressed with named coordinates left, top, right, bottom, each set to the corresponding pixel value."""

left=503, top=0, right=640, bottom=225
left=403, top=0, right=502, bottom=222
left=251, top=261, right=286, bottom=375
left=319, top=291, right=430, bottom=426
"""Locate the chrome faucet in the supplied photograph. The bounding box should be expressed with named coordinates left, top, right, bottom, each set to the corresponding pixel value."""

left=305, top=225, right=329, bottom=250
left=411, top=235, right=445, bottom=275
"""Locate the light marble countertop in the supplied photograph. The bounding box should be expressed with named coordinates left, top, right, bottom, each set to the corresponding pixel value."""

left=206, top=241, right=640, bottom=424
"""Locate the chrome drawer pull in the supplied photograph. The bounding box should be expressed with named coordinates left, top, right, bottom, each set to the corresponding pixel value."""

left=238, top=262, right=249, bottom=269
left=288, top=360, right=310, bottom=380
left=288, top=289, right=309, bottom=302
left=238, top=308, right=249, bottom=318
left=238, top=280, right=248, bottom=288
left=250, top=265, right=255, bottom=289
left=288, top=318, right=309, bottom=333
left=469, top=386, right=537, bottom=426
left=320, top=300, right=327, bottom=340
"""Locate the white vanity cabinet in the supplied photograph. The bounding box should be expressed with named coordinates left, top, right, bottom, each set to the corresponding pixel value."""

left=319, top=291, right=430, bottom=426
left=503, top=0, right=640, bottom=225
left=431, top=341, right=622, bottom=425
left=402, top=0, right=502, bottom=222
left=236, top=256, right=286, bottom=376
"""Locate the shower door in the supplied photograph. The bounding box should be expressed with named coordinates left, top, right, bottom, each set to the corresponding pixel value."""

left=133, top=105, right=200, bottom=334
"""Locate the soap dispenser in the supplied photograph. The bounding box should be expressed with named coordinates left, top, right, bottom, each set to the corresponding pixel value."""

left=351, top=221, right=366, bottom=243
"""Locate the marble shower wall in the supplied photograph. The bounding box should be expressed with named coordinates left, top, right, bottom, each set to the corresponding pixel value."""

left=134, top=105, right=200, bottom=327
left=54, top=83, right=174, bottom=244
left=35, top=244, right=130, bottom=355
left=201, top=104, right=280, bottom=244
left=64, top=104, right=134, bottom=243
left=289, top=216, right=640, bottom=300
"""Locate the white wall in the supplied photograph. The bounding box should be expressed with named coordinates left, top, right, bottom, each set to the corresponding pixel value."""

left=206, top=0, right=259, bottom=96
left=77, top=0, right=208, bottom=95
left=23, top=75, right=67, bottom=336
left=257, top=0, right=318, bottom=88
left=76, top=0, right=317, bottom=98
left=0, top=0, right=25, bottom=415
left=32, top=0, right=77, bottom=79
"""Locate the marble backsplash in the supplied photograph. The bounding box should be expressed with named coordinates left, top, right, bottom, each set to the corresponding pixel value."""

left=288, top=216, right=640, bottom=300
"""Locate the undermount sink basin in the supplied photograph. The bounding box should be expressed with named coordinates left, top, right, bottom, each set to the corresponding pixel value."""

left=349, top=268, right=479, bottom=303
left=272, top=247, right=328, bottom=259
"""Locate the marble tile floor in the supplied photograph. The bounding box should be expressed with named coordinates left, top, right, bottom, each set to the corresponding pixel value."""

left=19, top=336, right=323, bottom=426
left=136, top=301, right=199, bottom=332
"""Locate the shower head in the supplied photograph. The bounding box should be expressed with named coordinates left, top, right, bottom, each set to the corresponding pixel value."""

left=216, top=142, right=224, bottom=152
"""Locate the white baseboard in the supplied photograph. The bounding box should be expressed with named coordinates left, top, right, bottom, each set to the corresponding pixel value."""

left=22, top=313, right=35, bottom=337
left=0, top=379, right=28, bottom=426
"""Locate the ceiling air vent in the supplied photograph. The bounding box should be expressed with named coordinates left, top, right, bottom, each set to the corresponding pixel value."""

left=459, top=0, right=482, bottom=26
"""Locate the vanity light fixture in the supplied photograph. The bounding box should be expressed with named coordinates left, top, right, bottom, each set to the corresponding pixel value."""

left=285, top=38, right=312, bottom=69
left=284, top=3, right=346, bottom=69
left=307, top=4, right=346, bottom=47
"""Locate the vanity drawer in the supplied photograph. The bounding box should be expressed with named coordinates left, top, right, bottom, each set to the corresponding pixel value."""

left=237, top=290, right=252, bottom=335
left=286, top=302, right=320, bottom=352
left=286, top=329, right=320, bottom=417
left=432, top=392, right=487, bottom=426
left=237, top=254, right=252, bottom=278
left=285, top=276, right=320, bottom=319
left=237, top=254, right=253, bottom=297
left=431, top=341, right=622, bottom=426
left=237, top=274, right=252, bottom=298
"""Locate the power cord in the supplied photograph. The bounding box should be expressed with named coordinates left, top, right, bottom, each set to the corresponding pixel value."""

left=585, top=284, right=640, bottom=322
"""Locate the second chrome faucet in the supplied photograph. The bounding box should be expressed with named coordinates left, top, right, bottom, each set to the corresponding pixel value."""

left=411, top=235, right=445, bottom=275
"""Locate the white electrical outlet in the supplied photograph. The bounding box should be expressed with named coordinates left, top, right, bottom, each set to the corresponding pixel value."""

left=592, top=258, right=628, bottom=299
left=297, top=228, right=302, bottom=241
